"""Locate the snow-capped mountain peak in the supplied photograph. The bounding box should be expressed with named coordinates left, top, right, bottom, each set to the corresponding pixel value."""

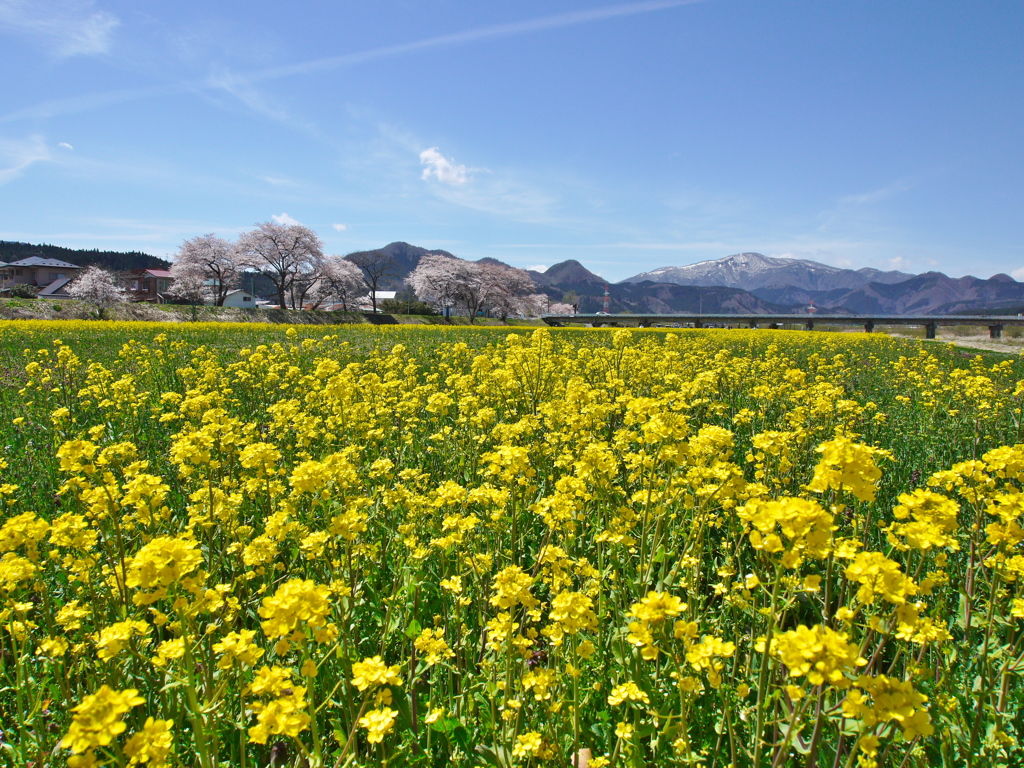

left=620, top=253, right=906, bottom=293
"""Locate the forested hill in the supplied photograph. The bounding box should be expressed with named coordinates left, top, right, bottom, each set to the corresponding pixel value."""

left=0, top=241, right=170, bottom=272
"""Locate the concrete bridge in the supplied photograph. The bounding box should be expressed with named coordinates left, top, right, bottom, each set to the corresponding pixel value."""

left=541, top=313, right=1024, bottom=339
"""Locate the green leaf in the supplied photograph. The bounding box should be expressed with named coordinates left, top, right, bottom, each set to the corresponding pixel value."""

left=404, top=618, right=423, bottom=640
left=429, top=717, right=461, bottom=734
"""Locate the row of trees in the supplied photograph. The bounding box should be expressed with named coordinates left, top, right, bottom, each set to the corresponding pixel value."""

left=172, top=221, right=549, bottom=320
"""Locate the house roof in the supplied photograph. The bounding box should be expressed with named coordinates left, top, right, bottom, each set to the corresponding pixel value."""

left=223, top=289, right=253, bottom=297
left=4, top=257, right=80, bottom=268
left=38, top=277, right=73, bottom=295
left=130, top=269, right=174, bottom=278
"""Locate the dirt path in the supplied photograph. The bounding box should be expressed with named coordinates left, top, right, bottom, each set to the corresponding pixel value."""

left=893, top=333, right=1024, bottom=355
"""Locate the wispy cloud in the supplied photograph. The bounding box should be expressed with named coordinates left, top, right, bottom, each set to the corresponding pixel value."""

left=252, top=0, right=708, bottom=82
left=58, top=141, right=73, bottom=150
left=0, top=0, right=119, bottom=57
left=426, top=172, right=561, bottom=224
left=332, top=223, right=347, bottom=232
left=0, top=134, right=50, bottom=185
left=260, top=175, right=294, bottom=186
left=420, top=147, right=472, bottom=185
left=202, top=65, right=328, bottom=140
left=839, top=179, right=914, bottom=206
left=271, top=213, right=300, bottom=226
left=0, top=85, right=177, bottom=124
left=2, top=0, right=708, bottom=128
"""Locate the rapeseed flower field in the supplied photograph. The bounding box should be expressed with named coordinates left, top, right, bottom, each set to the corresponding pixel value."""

left=1, top=320, right=1023, bottom=767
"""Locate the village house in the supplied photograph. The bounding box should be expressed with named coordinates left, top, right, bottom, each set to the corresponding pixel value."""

left=221, top=288, right=257, bottom=308
left=355, top=290, right=397, bottom=311
left=0, top=257, right=81, bottom=295
left=125, top=269, right=174, bottom=303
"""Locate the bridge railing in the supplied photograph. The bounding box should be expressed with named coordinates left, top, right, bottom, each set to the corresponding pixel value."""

left=540, top=314, right=1024, bottom=339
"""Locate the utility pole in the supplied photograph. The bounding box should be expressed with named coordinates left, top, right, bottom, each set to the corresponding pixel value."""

left=603, top=284, right=611, bottom=314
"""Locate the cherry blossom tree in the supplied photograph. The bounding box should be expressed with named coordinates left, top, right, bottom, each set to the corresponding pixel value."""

left=166, top=270, right=208, bottom=306
left=481, top=263, right=539, bottom=321
left=236, top=222, right=324, bottom=310
left=68, top=266, right=129, bottom=318
left=408, top=256, right=538, bottom=322
left=171, top=234, right=238, bottom=306
left=548, top=302, right=575, bottom=315
left=316, top=255, right=366, bottom=311
left=407, top=255, right=466, bottom=315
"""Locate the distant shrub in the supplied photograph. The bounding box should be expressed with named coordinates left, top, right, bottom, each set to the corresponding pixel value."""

left=380, top=298, right=439, bottom=316
left=9, top=284, right=38, bottom=298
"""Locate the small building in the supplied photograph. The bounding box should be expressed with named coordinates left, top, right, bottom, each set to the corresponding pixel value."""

left=0, top=257, right=81, bottom=293
left=355, top=290, right=397, bottom=312
left=125, top=269, right=174, bottom=303
left=221, top=289, right=257, bottom=308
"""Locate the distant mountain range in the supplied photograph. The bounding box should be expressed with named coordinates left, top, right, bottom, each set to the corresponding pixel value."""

left=618, top=252, right=1024, bottom=315
left=622, top=252, right=913, bottom=293
left=526, top=258, right=784, bottom=314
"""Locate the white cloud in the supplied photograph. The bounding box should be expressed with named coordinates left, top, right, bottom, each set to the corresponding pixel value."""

left=260, top=175, right=293, bottom=186
left=0, top=0, right=119, bottom=57
left=1012, top=267, right=1024, bottom=281
left=332, top=223, right=347, bottom=232
left=271, top=212, right=300, bottom=226
left=420, top=147, right=470, bottom=185
left=58, top=141, right=73, bottom=150
left=526, top=264, right=548, bottom=272
left=0, top=134, right=50, bottom=185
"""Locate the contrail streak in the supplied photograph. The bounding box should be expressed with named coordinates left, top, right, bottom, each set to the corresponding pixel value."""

left=248, top=0, right=709, bottom=82
left=1, top=0, right=709, bottom=123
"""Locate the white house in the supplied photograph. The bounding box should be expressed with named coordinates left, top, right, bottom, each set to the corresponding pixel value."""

left=355, top=290, right=397, bottom=311
left=221, top=289, right=257, bottom=308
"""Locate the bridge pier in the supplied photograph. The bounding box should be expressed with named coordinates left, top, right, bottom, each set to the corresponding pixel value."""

left=864, top=320, right=875, bottom=333
left=925, top=322, right=937, bottom=340
left=693, top=320, right=703, bottom=328
left=990, top=324, right=1003, bottom=339
left=804, top=320, right=814, bottom=331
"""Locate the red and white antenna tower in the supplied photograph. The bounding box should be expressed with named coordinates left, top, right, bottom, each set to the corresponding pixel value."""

left=603, top=284, right=611, bottom=314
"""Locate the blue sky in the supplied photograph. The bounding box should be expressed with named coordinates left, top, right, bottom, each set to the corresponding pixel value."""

left=1, top=0, right=1022, bottom=282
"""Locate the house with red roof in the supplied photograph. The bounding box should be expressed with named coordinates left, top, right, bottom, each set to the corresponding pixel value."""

left=125, top=269, right=175, bottom=303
